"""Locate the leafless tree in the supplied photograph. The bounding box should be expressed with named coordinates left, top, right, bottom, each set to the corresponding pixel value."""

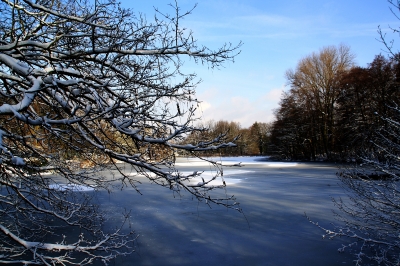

left=0, top=0, right=241, bottom=264
left=379, top=0, right=400, bottom=57
left=285, top=44, right=355, bottom=160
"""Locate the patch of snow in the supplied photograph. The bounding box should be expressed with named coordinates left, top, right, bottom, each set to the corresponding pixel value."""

left=48, top=184, right=94, bottom=191
left=40, top=172, right=54, bottom=176
left=266, top=162, right=298, bottom=167
left=182, top=169, right=252, bottom=186
left=176, top=156, right=298, bottom=167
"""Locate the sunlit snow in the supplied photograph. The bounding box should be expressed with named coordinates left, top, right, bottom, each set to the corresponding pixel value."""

left=175, top=157, right=299, bottom=186
left=48, top=183, right=94, bottom=191
left=176, top=156, right=298, bottom=167
left=183, top=169, right=251, bottom=186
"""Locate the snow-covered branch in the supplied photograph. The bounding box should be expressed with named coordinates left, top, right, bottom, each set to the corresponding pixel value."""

left=0, top=0, right=241, bottom=264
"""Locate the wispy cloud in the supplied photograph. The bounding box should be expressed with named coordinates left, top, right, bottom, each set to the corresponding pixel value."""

left=185, top=6, right=400, bottom=42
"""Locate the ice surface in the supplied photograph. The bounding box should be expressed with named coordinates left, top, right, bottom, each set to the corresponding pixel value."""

left=11, top=156, right=25, bottom=166
left=100, top=160, right=352, bottom=266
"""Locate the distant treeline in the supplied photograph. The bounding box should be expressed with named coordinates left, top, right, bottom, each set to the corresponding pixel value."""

left=182, top=120, right=271, bottom=156
left=184, top=46, right=400, bottom=161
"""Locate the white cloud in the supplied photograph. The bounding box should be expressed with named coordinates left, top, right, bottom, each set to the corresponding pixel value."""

left=195, top=86, right=284, bottom=128
left=263, top=86, right=284, bottom=104
left=197, top=101, right=211, bottom=112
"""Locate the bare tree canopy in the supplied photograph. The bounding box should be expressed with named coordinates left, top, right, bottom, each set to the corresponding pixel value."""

left=0, top=0, right=241, bottom=264
left=273, top=45, right=355, bottom=160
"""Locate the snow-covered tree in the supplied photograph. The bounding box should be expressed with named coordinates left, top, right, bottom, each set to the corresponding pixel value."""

left=0, top=0, right=241, bottom=264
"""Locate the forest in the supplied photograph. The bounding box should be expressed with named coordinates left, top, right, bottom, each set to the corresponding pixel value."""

left=191, top=46, right=400, bottom=162
left=182, top=120, right=271, bottom=156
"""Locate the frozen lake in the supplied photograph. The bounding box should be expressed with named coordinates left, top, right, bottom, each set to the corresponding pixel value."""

left=94, top=157, right=354, bottom=265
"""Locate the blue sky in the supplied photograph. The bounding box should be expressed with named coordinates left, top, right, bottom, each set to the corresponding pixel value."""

left=123, top=0, right=400, bottom=127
